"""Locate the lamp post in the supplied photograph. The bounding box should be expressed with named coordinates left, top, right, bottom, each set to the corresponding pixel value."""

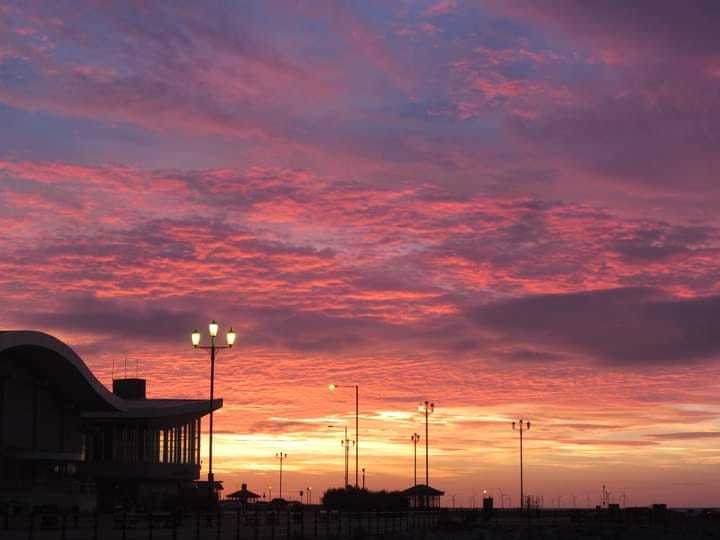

left=512, top=419, right=531, bottom=510
left=362, top=468, right=366, bottom=489
left=328, top=383, right=359, bottom=488
left=340, top=426, right=354, bottom=488
left=307, top=487, right=312, bottom=504
left=191, top=321, right=236, bottom=504
left=411, top=433, right=420, bottom=487
left=418, top=401, right=434, bottom=509
left=268, top=485, right=273, bottom=501
left=418, top=402, right=434, bottom=486
left=328, top=424, right=353, bottom=488
left=276, top=452, right=287, bottom=499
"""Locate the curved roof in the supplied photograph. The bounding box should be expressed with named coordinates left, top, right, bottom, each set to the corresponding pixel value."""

left=0, top=330, right=221, bottom=417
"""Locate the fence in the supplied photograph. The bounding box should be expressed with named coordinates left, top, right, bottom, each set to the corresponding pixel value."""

left=0, top=508, right=443, bottom=540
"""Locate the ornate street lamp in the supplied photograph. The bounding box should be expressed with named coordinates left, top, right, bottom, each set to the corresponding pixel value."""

left=191, top=321, right=236, bottom=502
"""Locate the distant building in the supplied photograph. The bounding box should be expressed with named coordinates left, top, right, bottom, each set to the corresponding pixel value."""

left=0, top=331, right=221, bottom=511
left=401, top=484, right=445, bottom=509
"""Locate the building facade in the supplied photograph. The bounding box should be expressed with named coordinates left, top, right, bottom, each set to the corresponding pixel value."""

left=0, top=331, right=221, bottom=511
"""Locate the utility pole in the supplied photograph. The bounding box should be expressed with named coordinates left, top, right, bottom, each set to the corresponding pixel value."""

left=512, top=419, right=531, bottom=510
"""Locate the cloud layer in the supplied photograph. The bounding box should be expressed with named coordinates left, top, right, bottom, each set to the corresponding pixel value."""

left=1, top=0, right=720, bottom=506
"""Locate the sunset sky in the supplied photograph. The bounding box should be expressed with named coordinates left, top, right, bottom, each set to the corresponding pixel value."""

left=2, top=1, right=720, bottom=507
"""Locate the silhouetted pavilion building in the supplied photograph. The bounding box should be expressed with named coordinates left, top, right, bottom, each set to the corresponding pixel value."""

left=0, top=331, right=221, bottom=511
left=227, top=483, right=261, bottom=505
left=401, top=484, right=444, bottom=509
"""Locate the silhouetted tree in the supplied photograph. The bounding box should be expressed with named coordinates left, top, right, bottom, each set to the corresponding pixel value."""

left=321, top=487, right=408, bottom=511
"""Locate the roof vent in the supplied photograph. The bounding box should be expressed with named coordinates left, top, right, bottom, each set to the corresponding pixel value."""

left=113, top=378, right=146, bottom=400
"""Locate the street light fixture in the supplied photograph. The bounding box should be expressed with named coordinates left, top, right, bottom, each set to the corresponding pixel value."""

left=512, top=419, right=531, bottom=510
left=328, top=383, right=359, bottom=488
left=190, top=320, right=236, bottom=503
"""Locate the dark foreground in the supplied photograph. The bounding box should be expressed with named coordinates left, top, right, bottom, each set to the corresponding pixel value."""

left=3, top=507, right=720, bottom=539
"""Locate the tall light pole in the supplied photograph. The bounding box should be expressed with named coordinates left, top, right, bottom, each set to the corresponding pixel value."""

left=341, top=426, right=354, bottom=488
left=276, top=452, right=287, bottom=499
left=328, top=424, right=353, bottom=488
left=329, top=383, right=359, bottom=487
left=512, top=419, right=531, bottom=510
left=419, top=401, right=434, bottom=509
left=191, top=321, right=236, bottom=503
left=411, top=433, right=420, bottom=487
left=418, top=402, right=434, bottom=486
